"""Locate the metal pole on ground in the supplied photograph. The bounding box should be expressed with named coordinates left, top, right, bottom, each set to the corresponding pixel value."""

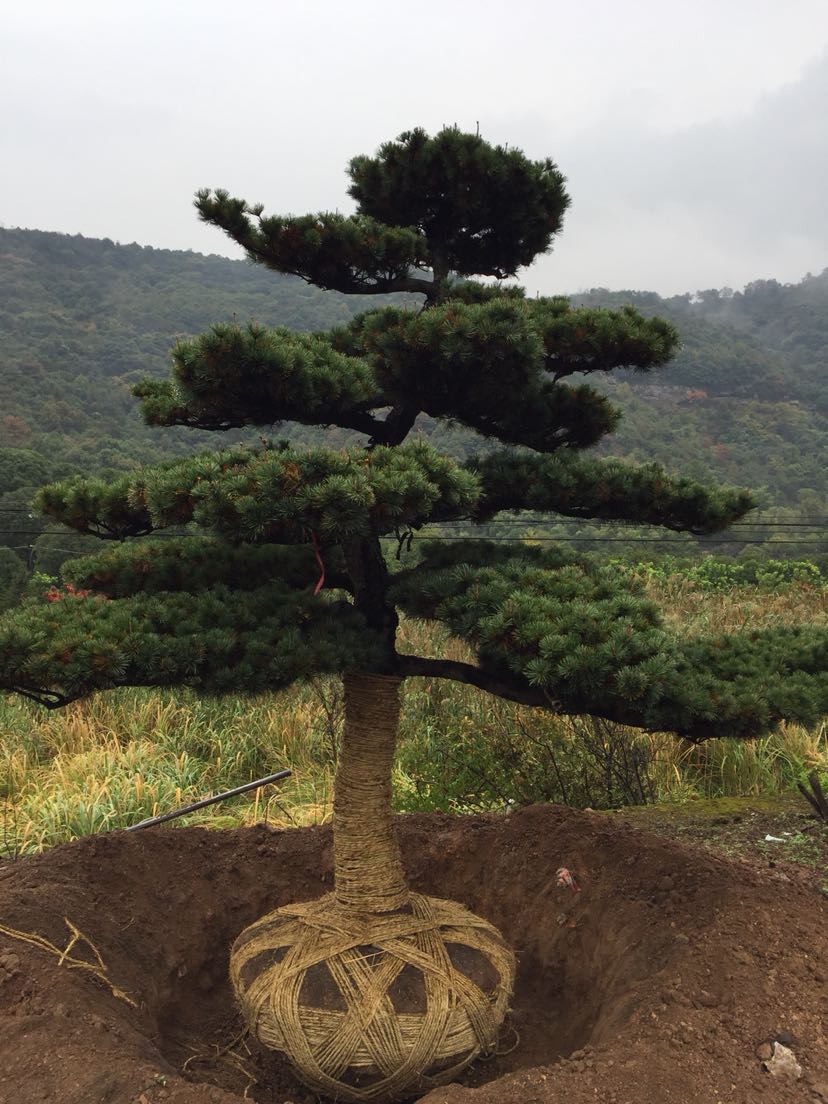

left=124, top=769, right=293, bottom=831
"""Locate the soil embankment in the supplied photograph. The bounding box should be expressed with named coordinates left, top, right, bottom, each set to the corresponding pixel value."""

left=0, top=805, right=825, bottom=1103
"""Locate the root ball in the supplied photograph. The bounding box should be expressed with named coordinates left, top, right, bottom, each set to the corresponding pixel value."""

left=230, top=892, right=515, bottom=1102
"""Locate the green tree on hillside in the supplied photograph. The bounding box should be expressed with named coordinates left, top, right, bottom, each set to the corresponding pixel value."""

left=2, top=128, right=828, bottom=1102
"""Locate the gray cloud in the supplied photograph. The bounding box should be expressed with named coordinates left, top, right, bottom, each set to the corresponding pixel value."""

left=531, top=54, right=828, bottom=293
left=2, top=2, right=827, bottom=296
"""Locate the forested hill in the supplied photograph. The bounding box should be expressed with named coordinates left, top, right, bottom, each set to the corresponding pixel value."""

left=0, top=227, right=385, bottom=475
left=574, top=277, right=828, bottom=408
left=572, top=277, right=828, bottom=509
left=1, top=226, right=827, bottom=516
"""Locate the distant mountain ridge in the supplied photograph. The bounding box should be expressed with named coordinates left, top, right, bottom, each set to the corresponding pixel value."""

left=1, top=227, right=826, bottom=515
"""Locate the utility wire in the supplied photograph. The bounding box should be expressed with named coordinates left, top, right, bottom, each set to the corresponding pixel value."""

left=4, top=524, right=828, bottom=538
left=385, top=536, right=828, bottom=545
left=4, top=508, right=828, bottom=525
left=435, top=522, right=828, bottom=530
left=0, top=530, right=180, bottom=538
left=4, top=507, right=828, bottom=526
left=2, top=530, right=827, bottom=545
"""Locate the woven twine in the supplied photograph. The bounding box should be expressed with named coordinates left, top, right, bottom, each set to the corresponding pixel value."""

left=229, top=890, right=516, bottom=1102
left=333, top=671, right=408, bottom=913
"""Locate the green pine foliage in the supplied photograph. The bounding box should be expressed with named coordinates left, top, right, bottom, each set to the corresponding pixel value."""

left=193, top=199, right=430, bottom=297
left=389, top=541, right=828, bottom=740
left=327, top=296, right=672, bottom=449
left=36, top=442, right=480, bottom=546
left=347, top=128, right=569, bottom=280
left=61, top=538, right=346, bottom=598
left=470, top=451, right=752, bottom=530
left=2, top=127, right=827, bottom=742
left=0, top=583, right=375, bottom=701
left=134, top=322, right=380, bottom=432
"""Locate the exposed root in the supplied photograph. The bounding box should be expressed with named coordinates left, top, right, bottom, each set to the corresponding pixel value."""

left=182, top=1029, right=258, bottom=1098
left=478, top=1015, right=521, bottom=1062
left=0, top=917, right=137, bottom=1007
left=495, top=1019, right=521, bottom=1058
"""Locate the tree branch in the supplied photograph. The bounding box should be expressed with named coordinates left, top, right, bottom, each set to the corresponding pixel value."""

left=394, top=653, right=713, bottom=743
left=82, top=524, right=154, bottom=542
left=157, top=405, right=388, bottom=442
left=11, top=686, right=77, bottom=710
left=243, top=239, right=435, bottom=299
left=395, top=653, right=558, bottom=710
left=797, top=770, right=828, bottom=822
left=373, top=404, right=420, bottom=447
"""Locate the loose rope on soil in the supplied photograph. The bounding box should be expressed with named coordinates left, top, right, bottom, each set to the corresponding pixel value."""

left=333, top=672, right=409, bottom=913
left=230, top=890, right=515, bottom=1103
left=0, top=917, right=137, bottom=1006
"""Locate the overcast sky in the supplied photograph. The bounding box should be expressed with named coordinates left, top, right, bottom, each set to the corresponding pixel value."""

left=3, top=0, right=827, bottom=295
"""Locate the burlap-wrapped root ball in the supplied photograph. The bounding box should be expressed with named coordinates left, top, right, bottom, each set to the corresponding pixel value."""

left=230, top=891, right=515, bottom=1102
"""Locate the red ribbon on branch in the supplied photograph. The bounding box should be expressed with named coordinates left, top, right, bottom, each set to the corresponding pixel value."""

left=310, top=531, right=325, bottom=595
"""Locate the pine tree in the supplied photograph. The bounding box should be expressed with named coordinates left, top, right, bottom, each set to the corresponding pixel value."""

left=2, top=128, right=828, bottom=1101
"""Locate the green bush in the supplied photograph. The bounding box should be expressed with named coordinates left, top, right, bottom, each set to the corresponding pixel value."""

left=622, top=556, right=825, bottom=591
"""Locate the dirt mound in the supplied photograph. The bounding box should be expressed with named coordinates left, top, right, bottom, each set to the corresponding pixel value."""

left=0, top=806, right=825, bottom=1104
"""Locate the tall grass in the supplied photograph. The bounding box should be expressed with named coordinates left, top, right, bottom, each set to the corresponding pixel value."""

left=0, top=686, right=340, bottom=855
left=2, top=578, right=827, bottom=856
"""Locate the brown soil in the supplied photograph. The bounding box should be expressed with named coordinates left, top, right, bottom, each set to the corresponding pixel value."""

left=0, top=805, right=826, bottom=1104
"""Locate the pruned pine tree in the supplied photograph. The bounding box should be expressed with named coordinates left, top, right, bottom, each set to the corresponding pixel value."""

left=2, top=128, right=827, bottom=1102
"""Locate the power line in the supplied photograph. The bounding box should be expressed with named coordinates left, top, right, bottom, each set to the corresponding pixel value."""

left=5, top=524, right=828, bottom=538
left=0, top=530, right=180, bottom=538
left=1, top=529, right=826, bottom=545
left=436, top=521, right=828, bottom=530
left=4, top=508, right=828, bottom=525
left=392, top=535, right=828, bottom=545
left=3, top=528, right=828, bottom=550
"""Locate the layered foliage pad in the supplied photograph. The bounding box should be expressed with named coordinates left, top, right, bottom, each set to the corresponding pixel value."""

left=471, top=451, right=754, bottom=530
left=330, top=297, right=670, bottom=450
left=62, top=538, right=350, bottom=598
left=134, top=323, right=382, bottom=433
left=36, top=473, right=155, bottom=540
left=197, top=129, right=569, bottom=296
left=391, top=542, right=828, bottom=740
left=194, top=197, right=430, bottom=297
left=37, top=442, right=479, bottom=545
left=35, top=441, right=749, bottom=547
left=131, top=293, right=680, bottom=453
left=0, top=584, right=375, bottom=704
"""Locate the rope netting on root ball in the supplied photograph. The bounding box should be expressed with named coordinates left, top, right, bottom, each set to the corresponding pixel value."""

left=228, top=672, right=516, bottom=1103
left=230, top=891, right=515, bottom=1101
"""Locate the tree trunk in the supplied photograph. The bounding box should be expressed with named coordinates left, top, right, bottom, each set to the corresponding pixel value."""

left=332, top=669, right=409, bottom=912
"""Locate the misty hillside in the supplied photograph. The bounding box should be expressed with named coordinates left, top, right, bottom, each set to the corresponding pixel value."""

left=572, top=279, right=828, bottom=507
left=1, top=227, right=827, bottom=515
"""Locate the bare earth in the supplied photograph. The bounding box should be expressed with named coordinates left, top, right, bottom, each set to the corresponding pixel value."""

left=0, top=803, right=826, bottom=1104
